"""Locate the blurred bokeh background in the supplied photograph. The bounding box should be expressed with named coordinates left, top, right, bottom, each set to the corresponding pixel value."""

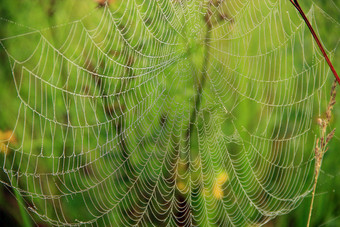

left=0, top=0, right=339, bottom=226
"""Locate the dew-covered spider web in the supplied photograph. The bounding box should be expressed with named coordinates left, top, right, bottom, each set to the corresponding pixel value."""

left=0, top=0, right=339, bottom=226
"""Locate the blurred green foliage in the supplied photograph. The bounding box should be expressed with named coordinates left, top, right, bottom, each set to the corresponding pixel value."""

left=0, top=0, right=339, bottom=226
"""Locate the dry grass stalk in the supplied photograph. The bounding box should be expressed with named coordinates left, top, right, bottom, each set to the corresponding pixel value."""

left=307, top=79, right=337, bottom=227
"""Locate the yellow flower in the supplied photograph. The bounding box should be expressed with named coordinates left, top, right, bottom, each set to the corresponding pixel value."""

left=0, top=143, right=8, bottom=154
left=177, top=181, right=186, bottom=192
left=213, top=171, right=229, bottom=200
left=213, top=184, right=224, bottom=199
left=216, top=172, right=229, bottom=185
left=0, top=130, right=17, bottom=154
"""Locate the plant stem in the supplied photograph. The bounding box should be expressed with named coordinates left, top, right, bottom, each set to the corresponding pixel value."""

left=12, top=183, right=32, bottom=227
left=185, top=9, right=212, bottom=157
left=306, top=80, right=337, bottom=227
left=307, top=166, right=320, bottom=227
left=289, top=0, right=340, bottom=85
left=289, top=2, right=339, bottom=226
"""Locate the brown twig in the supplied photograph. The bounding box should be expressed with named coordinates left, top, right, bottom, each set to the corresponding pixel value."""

left=289, top=0, right=340, bottom=85
left=289, top=2, right=339, bottom=224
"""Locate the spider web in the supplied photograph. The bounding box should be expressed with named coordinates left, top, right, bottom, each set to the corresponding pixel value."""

left=0, top=0, right=339, bottom=226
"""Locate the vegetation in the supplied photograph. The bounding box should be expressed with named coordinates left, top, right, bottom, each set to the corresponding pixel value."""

left=0, top=0, right=339, bottom=226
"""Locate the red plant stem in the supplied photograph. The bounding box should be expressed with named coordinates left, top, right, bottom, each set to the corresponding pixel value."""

left=290, top=0, right=340, bottom=85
